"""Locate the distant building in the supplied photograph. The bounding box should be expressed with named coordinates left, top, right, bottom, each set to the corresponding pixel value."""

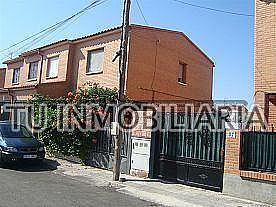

left=215, top=102, right=248, bottom=130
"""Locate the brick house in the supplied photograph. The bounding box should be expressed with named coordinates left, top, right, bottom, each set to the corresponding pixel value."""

left=254, top=0, right=276, bottom=128
left=1, top=25, right=214, bottom=103
left=222, top=1, right=276, bottom=204
left=1, top=40, right=75, bottom=101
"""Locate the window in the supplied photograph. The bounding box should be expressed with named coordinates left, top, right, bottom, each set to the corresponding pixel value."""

left=12, top=68, right=20, bottom=84
left=178, top=63, right=187, bottom=84
left=47, top=56, right=59, bottom=78
left=86, top=49, right=104, bottom=74
left=0, top=124, right=33, bottom=138
left=28, top=61, right=38, bottom=80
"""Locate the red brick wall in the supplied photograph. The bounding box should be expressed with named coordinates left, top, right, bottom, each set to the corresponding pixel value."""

left=73, top=31, right=121, bottom=89
left=268, top=97, right=276, bottom=127
left=254, top=0, right=276, bottom=126
left=3, top=43, right=72, bottom=100
left=224, top=129, right=276, bottom=182
left=224, top=130, right=241, bottom=175
left=126, top=25, right=214, bottom=102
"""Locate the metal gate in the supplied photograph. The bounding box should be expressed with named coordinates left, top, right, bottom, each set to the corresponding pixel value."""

left=240, top=131, right=275, bottom=172
left=151, top=112, right=226, bottom=192
left=87, top=128, right=131, bottom=174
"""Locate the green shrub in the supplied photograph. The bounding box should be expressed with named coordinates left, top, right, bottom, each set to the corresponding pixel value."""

left=29, top=84, right=117, bottom=163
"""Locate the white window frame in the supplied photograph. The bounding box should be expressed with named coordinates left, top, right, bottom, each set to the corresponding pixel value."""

left=46, top=56, right=59, bottom=78
left=28, top=61, right=38, bottom=80
left=12, top=68, right=20, bottom=84
left=86, top=48, right=104, bottom=74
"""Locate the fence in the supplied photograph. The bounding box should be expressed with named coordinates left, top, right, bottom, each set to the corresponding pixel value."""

left=240, top=131, right=276, bottom=172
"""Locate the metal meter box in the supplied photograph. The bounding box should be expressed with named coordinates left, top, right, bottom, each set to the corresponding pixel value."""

left=131, top=137, right=151, bottom=172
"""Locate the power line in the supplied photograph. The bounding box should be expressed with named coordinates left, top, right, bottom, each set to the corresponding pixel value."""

left=0, top=0, right=106, bottom=54
left=11, top=21, right=69, bottom=56
left=135, top=0, right=149, bottom=25
left=171, top=0, right=254, bottom=17
left=11, top=0, right=108, bottom=57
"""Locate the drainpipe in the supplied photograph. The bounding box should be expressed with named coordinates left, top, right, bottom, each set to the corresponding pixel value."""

left=38, top=50, right=44, bottom=85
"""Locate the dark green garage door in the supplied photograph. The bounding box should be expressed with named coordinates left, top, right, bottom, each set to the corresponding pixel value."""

left=151, top=112, right=226, bottom=192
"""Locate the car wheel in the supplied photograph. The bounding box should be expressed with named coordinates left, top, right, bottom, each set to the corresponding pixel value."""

left=0, top=150, right=5, bottom=167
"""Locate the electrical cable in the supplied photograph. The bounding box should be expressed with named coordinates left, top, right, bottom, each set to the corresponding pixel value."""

left=0, top=0, right=107, bottom=54
left=135, top=0, right=149, bottom=25
left=171, top=0, right=254, bottom=17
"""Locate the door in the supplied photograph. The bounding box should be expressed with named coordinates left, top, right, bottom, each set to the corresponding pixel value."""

left=88, top=128, right=131, bottom=174
left=152, top=112, right=226, bottom=192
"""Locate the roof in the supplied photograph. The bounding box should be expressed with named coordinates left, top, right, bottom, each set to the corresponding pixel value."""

left=72, top=26, right=121, bottom=43
left=3, top=24, right=214, bottom=66
left=3, top=39, right=70, bottom=64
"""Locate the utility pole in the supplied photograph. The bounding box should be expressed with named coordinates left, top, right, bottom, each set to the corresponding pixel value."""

left=113, top=0, right=131, bottom=181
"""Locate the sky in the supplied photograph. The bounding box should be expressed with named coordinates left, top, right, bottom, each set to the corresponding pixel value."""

left=0, top=0, right=254, bottom=105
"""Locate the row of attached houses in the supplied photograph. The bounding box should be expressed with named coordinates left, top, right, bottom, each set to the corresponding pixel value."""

left=0, top=24, right=214, bottom=104
left=0, top=3, right=275, bottom=204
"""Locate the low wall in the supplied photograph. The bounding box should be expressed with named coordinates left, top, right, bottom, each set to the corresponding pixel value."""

left=223, top=130, right=276, bottom=205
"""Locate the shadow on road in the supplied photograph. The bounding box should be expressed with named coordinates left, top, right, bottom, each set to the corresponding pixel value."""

left=1, top=158, right=60, bottom=172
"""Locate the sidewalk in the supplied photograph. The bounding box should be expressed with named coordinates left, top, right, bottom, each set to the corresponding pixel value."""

left=46, top=157, right=272, bottom=207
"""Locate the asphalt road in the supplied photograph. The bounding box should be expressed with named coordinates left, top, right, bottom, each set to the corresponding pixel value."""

left=0, top=160, right=157, bottom=207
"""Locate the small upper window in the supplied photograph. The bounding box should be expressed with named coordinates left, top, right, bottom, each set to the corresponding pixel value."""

left=12, top=68, right=20, bottom=84
left=86, top=49, right=104, bottom=74
left=28, top=61, right=38, bottom=80
left=178, top=63, right=187, bottom=84
left=47, top=56, right=59, bottom=78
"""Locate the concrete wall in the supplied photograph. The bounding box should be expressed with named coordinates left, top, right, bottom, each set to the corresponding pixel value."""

left=223, top=129, right=276, bottom=205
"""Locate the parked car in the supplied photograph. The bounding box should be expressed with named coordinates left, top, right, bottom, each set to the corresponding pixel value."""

left=0, top=121, right=45, bottom=165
